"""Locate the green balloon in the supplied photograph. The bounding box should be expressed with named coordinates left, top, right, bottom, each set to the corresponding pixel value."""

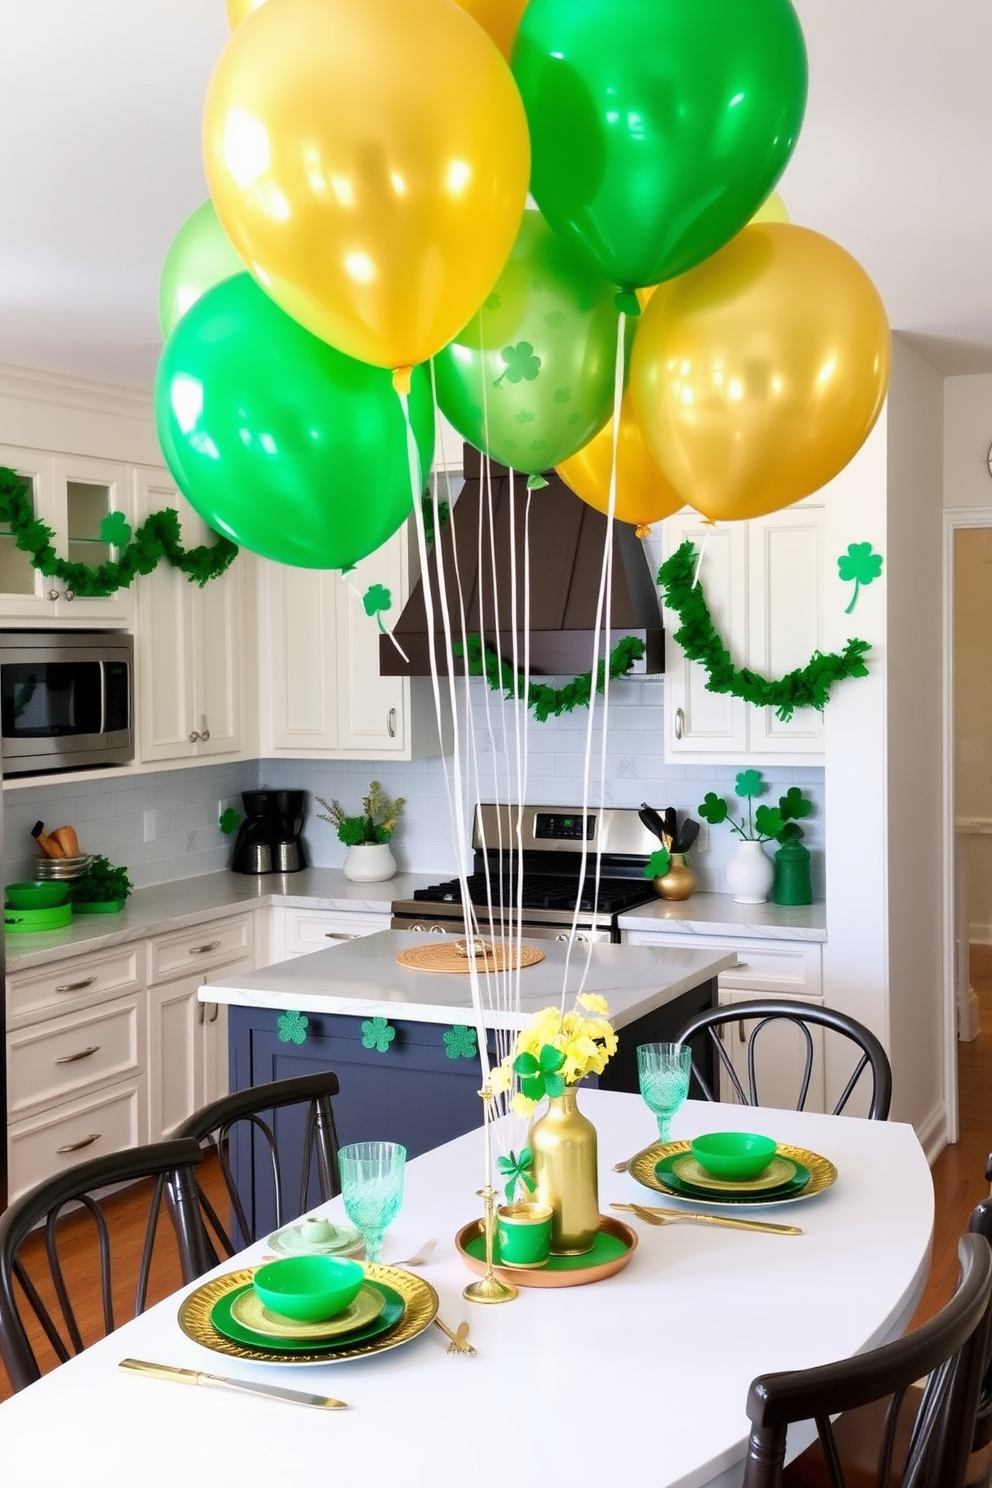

left=512, top=0, right=807, bottom=289
left=158, top=200, right=245, bottom=339
left=433, top=212, right=620, bottom=475
left=155, top=274, right=435, bottom=570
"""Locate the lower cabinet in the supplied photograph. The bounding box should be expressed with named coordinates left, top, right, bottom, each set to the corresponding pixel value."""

left=265, top=907, right=391, bottom=963
left=7, top=1078, right=147, bottom=1207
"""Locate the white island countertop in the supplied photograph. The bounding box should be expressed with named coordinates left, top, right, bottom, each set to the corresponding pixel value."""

left=202, top=929, right=737, bottom=1031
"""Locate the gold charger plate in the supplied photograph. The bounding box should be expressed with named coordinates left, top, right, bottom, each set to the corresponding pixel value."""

left=455, top=1214, right=637, bottom=1288
left=396, top=942, right=544, bottom=974
left=630, top=1141, right=837, bottom=1206
left=178, top=1264, right=437, bottom=1365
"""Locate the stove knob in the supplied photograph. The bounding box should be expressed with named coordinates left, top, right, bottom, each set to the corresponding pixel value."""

left=410, top=922, right=426, bottom=933
left=429, top=924, right=448, bottom=935
left=555, top=934, right=569, bottom=942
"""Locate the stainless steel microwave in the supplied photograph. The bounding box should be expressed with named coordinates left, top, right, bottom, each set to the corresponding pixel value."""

left=0, top=631, right=134, bottom=776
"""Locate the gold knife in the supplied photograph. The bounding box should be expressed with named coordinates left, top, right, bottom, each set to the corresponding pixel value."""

left=119, top=1357, right=349, bottom=1408
left=610, top=1202, right=803, bottom=1236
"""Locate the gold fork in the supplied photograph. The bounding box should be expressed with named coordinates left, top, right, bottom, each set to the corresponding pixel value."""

left=434, top=1318, right=475, bottom=1355
left=613, top=1201, right=803, bottom=1236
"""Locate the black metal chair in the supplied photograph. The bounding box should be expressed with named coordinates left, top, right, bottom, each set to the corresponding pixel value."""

left=743, top=1231, right=992, bottom=1488
left=0, top=1138, right=205, bottom=1393
left=171, top=1071, right=342, bottom=1281
left=676, top=999, right=893, bottom=1120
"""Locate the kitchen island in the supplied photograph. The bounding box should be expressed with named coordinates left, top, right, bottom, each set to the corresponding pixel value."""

left=203, top=931, right=736, bottom=1231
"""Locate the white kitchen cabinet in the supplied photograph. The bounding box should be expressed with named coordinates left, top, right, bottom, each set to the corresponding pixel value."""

left=134, top=466, right=247, bottom=764
left=7, top=1079, right=147, bottom=1206
left=258, top=520, right=449, bottom=760
left=0, top=443, right=133, bottom=625
left=661, top=503, right=825, bottom=763
left=265, top=905, right=391, bottom=963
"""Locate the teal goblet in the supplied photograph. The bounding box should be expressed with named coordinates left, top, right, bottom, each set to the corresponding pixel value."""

left=637, top=1042, right=693, bottom=1144
left=338, top=1141, right=406, bottom=1263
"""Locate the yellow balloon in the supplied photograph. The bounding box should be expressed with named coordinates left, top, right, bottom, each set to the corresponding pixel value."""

left=205, top=0, right=530, bottom=372
left=453, top=0, right=529, bottom=59
left=557, top=391, right=685, bottom=532
left=225, top=0, right=267, bottom=28
left=629, top=224, right=891, bottom=523
left=750, top=190, right=790, bottom=225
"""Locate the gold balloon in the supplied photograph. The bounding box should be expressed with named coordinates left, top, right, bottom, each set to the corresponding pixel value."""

left=225, top=0, right=266, bottom=27
left=557, top=390, right=685, bottom=532
left=629, top=224, right=891, bottom=523
left=750, top=190, right=790, bottom=224
left=453, top=0, right=529, bottom=58
left=205, top=0, right=530, bottom=371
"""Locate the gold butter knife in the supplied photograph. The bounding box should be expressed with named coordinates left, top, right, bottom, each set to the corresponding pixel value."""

left=119, top=1358, right=349, bottom=1408
left=611, top=1202, right=803, bottom=1237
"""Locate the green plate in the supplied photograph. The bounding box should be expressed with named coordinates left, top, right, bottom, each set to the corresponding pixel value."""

left=656, top=1152, right=811, bottom=1201
left=631, top=1140, right=837, bottom=1207
left=463, top=1226, right=628, bottom=1271
left=210, top=1280, right=404, bottom=1353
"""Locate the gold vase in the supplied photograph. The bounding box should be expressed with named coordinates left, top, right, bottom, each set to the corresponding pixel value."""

left=531, top=1088, right=599, bottom=1255
left=654, top=852, right=696, bottom=901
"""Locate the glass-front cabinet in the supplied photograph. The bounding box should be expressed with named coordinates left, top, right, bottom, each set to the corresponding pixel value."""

left=0, top=445, right=132, bottom=625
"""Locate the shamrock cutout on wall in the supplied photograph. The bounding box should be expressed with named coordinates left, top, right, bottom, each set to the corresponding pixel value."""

left=494, top=341, right=541, bottom=387
left=361, top=1016, right=397, bottom=1054
left=277, top=1009, right=309, bottom=1045
left=443, top=1025, right=478, bottom=1061
left=218, top=807, right=242, bottom=836
left=362, top=583, right=393, bottom=637
left=838, top=542, right=883, bottom=614
left=100, top=511, right=132, bottom=549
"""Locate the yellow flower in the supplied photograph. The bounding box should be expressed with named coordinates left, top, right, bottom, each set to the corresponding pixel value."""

left=578, top=993, right=609, bottom=1015
left=489, top=1059, right=513, bottom=1096
left=511, top=1091, right=538, bottom=1118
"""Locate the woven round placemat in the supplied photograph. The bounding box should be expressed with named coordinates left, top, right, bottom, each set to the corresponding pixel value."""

left=396, top=942, right=545, bottom=974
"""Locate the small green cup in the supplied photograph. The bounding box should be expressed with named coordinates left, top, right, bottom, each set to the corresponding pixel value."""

left=496, top=1201, right=554, bottom=1269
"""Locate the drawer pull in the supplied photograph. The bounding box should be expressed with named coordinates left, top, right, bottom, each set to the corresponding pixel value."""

left=387, top=707, right=397, bottom=738
left=54, top=1045, right=100, bottom=1065
left=324, top=932, right=358, bottom=940
left=56, top=1133, right=100, bottom=1154
left=674, top=706, right=685, bottom=740
left=54, top=977, right=97, bottom=994
left=188, top=941, right=221, bottom=955
left=208, top=1002, right=220, bottom=1023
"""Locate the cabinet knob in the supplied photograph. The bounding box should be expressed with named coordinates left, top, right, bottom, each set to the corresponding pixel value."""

left=64, top=589, right=75, bottom=602
left=200, top=714, right=210, bottom=742
left=200, top=728, right=211, bottom=741
left=387, top=707, right=397, bottom=739
left=674, top=707, right=685, bottom=740
left=48, top=588, right=60, bottom=602
left=188, top=731, right=202, bottom=743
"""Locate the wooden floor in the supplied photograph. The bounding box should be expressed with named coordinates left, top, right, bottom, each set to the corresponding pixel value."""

left=1, top=972, right=990, bottom=1402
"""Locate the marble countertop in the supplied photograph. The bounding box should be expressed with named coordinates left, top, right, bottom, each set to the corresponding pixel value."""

left=203, top=929, right=738, bottom=1030
left=618, top=892, right=827, bottom=942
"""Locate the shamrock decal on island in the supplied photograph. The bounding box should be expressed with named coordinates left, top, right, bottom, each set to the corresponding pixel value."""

left=442, top=1025, right=477, bottom=1061
left=361, top=1016, right=396, bottom=1054
left=838, top=542, right=883, bottom=614
left=493, top=340, right=541, bottom=387
left=277, top=1010, right=309, bottom=1046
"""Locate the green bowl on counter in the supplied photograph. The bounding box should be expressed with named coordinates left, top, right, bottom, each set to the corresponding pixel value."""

left=4, top=903, right=73, bottom=933
left=5, top=881, right=70, bottom=909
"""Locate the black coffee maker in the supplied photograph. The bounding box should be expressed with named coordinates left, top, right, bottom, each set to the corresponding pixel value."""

left=231, top=790, right=308, bottom=874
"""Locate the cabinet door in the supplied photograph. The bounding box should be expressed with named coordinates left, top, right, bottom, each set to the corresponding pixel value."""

left=334, top=534, right=408, bottom=755
left=258, top=559, right=339, bottom=753
left=747, top=505, right=825, bottom=755
left=51, top=455, right=133, bottom=623
left=0, top=445, right=60, bottom=620
left=147, top=974, right=203, bottom=1141
left=193, top=529, right=245, bottom=758
left=134, top=468, right=197, bottom=760
left=661, top=513, right=748, bottom=759
left=717, top=990, right=826, bottom=1113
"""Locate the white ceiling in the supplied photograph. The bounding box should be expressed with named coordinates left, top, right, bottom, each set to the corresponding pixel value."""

left=1, top=0, right=991, bottom=390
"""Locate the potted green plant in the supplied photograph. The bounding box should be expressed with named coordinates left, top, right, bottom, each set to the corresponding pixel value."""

left=698, top=771, right=813, bottom=905
left=68, top=854, right=133, bottom=914
left=315, top=782, right=405, bottom=882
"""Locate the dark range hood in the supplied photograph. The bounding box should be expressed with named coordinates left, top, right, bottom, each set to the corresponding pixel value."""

left=380, top=443, right=664, bottom=677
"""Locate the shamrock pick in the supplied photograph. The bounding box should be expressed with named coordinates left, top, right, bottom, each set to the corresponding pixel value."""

left=362, top=583, right=392, bottom=633
left=496, top=1147, right=536, bottom=1203
left=643, top=847, right=671, bottom=879
left=837, top=542, right=883, bottom=614
left=513, top=1042, right=567, bottom=1101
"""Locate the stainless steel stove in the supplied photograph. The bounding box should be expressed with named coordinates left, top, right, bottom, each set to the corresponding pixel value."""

left=390, top=804, right=658, bottom=942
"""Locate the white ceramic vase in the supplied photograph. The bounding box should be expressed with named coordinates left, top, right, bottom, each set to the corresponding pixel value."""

left=343, top=843, right=397, bottom=882
left=725, top=839, right=775, bottom=905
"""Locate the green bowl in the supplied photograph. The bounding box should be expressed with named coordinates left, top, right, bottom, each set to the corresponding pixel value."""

left=690, top=1131, right=778, bottom=1181
left=252, top=1255, right=365, bottom=1322
left=5, top=881, right=70, bottom=909
left=4, top=903, right=73, bottom=933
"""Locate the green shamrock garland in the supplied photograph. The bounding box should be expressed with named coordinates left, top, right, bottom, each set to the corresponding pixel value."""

left=0, top=465, right=238, bottom=598
left=453, top=632, right=646, bottom=722
left=659, top=541, right=871, bottom=722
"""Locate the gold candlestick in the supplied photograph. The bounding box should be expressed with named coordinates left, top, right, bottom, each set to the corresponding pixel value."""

left=463, top=1082, right=517, bottom=1305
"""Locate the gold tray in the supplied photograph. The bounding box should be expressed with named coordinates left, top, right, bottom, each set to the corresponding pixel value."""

left=396, top=942, right=545, bottom=974
left=178, top=1263, right=438, bottom=1365
left=630, top=1140, right=837, bottom=1206
left=455, top=1214, right=637, bottom=1288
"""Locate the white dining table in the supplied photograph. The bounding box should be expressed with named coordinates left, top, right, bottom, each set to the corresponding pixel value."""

left=0, top=1091, right=934, bottom=1488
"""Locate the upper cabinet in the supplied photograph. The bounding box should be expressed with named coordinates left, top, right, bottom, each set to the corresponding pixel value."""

left=661, top=503, right=825, bottom=764
left=259, top=519, right=449, bottom=760
left=133, top=467, right=248, bottom=765
left=0, top=444, right=133, bottom=625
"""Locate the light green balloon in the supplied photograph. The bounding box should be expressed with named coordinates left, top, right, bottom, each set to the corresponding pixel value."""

left=433, top=211, right=620, bottom=476
left=158, top=200, right=245, bottom=340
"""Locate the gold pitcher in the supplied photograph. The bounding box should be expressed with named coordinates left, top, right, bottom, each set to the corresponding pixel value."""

left=531, top=1088, right=599, bottom=1254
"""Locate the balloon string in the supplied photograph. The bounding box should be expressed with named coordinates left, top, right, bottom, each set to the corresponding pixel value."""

left=692, top=522, right=714, bottom=589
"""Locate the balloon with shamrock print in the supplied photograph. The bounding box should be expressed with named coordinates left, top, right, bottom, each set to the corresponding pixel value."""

left=433, top=212, right=620, bottom=477
left=630, top=224, right=891, bottom=522
left=511, top=0, right=807, bottom=292
left=154, top=274, right=435, bottom=570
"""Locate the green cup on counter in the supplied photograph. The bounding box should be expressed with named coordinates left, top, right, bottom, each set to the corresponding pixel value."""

left=496, top=1201, right=554, bottom=1269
